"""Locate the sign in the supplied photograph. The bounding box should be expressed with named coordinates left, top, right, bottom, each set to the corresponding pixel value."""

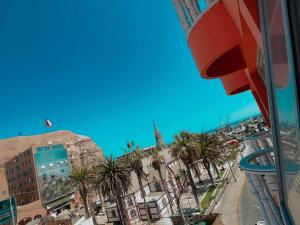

left=0, top=197, right=17, bottom=225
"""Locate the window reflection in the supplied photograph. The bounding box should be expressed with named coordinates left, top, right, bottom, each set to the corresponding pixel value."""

left=266, top=0, right=300, bottom=223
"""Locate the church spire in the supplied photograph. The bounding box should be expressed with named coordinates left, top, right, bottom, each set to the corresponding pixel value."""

left=153, top=121, right=167, bottom=151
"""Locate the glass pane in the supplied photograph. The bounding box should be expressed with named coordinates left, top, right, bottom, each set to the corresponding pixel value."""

left=266, top=0, right=300, bottom=223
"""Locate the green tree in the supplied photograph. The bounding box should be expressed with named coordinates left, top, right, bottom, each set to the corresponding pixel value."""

left=170, top=131, right=201, bottom=211
left=125, top=141, right=151, bottom=224
left=64, top=167, right=91, bottom=218
left=95, top=156, right=132, bottom=225
left=89, top=166, right=104, bottom=213
left=193, top=133, right=222, bottom=186
left=148, top=149, right=174, bottom=214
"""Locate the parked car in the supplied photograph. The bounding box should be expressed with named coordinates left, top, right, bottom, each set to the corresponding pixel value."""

left=255, top=221, right=265, bottom=225
left=33, top=215, right=42, bottom=220
left=18, top=217, right=32, bottom=225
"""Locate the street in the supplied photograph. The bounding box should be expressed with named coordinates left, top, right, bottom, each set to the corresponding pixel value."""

left=238, top=181, right=262, bottom=225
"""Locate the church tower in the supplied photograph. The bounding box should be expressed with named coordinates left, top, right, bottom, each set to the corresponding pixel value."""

left=153, top=122, right=167, bottom=151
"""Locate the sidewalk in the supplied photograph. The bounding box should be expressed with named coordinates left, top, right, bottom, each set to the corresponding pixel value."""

left=213, top=165, right=245, bottom=225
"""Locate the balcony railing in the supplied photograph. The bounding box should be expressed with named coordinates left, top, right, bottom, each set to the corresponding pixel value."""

left=172, top=0, right=220, bottom=37
left=239, top=132, right=283, bottom=225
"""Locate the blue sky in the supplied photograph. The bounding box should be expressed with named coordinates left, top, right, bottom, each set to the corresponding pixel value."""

left=0, top=0, right=259, bottom=156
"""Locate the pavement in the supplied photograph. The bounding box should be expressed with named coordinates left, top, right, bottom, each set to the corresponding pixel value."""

left=238, top=181, right=263, bottom=225
left=213, top=164, right=245, bottom=225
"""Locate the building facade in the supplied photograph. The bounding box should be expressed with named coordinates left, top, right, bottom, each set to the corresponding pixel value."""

left=4, top=144, right=74, bottom=214
left=34, top=144, right=73, bottom=212
left=173, top=0, right=300, bottom=224
left=106, top=179, right=177, bottom=224
left=4, top=148, right=39, bottom=206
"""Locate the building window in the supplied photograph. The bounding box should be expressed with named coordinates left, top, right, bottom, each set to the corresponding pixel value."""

left=130, top=209, right=137, bottom=218
left=111, top=210, right=116, bottom=218
left=127, top=198, right=133, bottom=207
left=42, top=173, right=47, bottom=181
left=154, top=181, right=162, bottom=192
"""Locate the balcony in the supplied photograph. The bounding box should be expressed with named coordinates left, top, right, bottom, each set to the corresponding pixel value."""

left=173, top=0, right=250, bottom=95
left=239, top=132, right=283, bottom=225
left=220, top=70, right=250, bottom=95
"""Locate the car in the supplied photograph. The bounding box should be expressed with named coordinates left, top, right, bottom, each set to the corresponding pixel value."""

left=255, top=221, right=265, bottom=225
left=18, top=217, right=32, bottom=225
left=33, top=215, right=42, bottom=220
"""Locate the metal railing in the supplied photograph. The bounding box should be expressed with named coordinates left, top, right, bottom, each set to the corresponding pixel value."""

left=172, top=0, right=220, bottom=37
left=239, top=132, right=283, bottom=225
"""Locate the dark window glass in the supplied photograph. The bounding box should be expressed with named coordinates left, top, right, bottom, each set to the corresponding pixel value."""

left=42, top=174, right=47, bottom=181
left=127, top=198, right=133, bottom=206
left=130, top=209, right=137, bottom=218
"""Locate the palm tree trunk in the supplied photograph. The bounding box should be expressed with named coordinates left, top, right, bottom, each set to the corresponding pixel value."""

left=158, top=169, right=174, bottom=215
left=212, top=162, right=220, bottom=178
left=174, top=191, right=187, bottom=224
left=82, top=196, right=90, bottom=219
left=116, top=194, right=129, bottom=225
left=192, top=164, right=202, bottom=183
left=80, top=185, right=90, bottom=219
left=97, top=188, right=103, bottom=213
left=203, top=161, right=214, bottom=186
left=138, top=176, right=151, bottom=224
left=186, top=164, right=201, bottom=211
left=88, top=194, right=97, bottom=225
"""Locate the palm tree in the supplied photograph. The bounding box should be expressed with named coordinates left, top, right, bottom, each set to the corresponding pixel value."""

left=125, top=142, right=151, bottom=224
left=95, top=155, right=132, bottom=225
left=148, top=149, right=174, bottom=214
left=64, top=167, right=91, bottom=218
left=170, top=131, right=201, bottom=211
left=193, top=133, right=222, bottom=186
left=90, top=166, right=104, bottom=213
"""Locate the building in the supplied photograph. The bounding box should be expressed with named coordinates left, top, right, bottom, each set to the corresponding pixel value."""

left=34, top=144, right=74, bottom=213
left=4, top=144, right=74, bottom=215
left=5, top=148, right=39, bottom=206
left=173, top=0, right=300, bottom=224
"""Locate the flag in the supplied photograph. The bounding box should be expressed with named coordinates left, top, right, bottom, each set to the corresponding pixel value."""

left=45, top=119, right=52, bottom=128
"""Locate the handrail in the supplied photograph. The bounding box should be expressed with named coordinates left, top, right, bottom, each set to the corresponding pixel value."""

left=240, top=147, right=300, bottom=175
left=246, top=131, right=271, bottom=141
left=186, top=0, right=221, bottom=39
left=239, top=148, right=276, bottom=175
left=172, top=0, right=221, bottom=38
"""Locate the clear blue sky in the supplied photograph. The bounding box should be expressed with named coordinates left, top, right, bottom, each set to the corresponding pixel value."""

left=0, top=0, right=259, bottom=156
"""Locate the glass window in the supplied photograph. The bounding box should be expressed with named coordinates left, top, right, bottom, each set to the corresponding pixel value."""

left=265, top=0, right=300, bottom=223
left=127, top=198, right=133, bottom=207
